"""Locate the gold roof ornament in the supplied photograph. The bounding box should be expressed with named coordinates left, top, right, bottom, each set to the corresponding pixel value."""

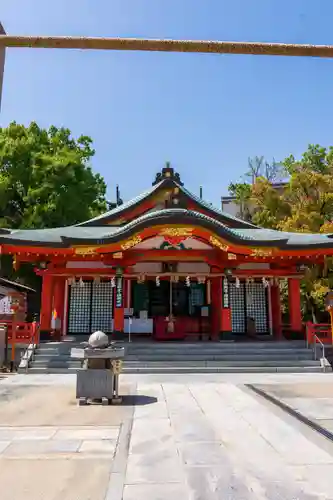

left=74, top=246, right=98, bottom=255
left=160, top=227, right=193, bottom=237
left=209, top=235, right=229, bottom=252
left=121, top=235, right=142, bottom=250
left=250, top=248, right=273, bottom=258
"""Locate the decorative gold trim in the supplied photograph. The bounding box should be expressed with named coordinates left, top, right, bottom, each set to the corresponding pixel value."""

left=250, top=248, right=273, bottom=257
left=160, top=227, right=193, bottom=237
left=121, top=235, right=142, bottom=250
left=209, top=235, right=229, bottom=252
left=74, top=246, right=98, bottom=255
left=113, top=252, right=123, bottom=259
left=228, top=253, right=237, bottom=260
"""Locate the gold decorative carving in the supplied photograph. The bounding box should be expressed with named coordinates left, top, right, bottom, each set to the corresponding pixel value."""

left=209, top=236, right=229, bottom=252
left=113, top=252, right=123, bottom=259
left=74, top=246, right=98, bottom=255
left=121, top=235, right=142, bottom=250
left=250, top=248, right=273, bottom=257
left=160, top=227, right=193, bottom=237
left=228, top=253, right=237, bottom=260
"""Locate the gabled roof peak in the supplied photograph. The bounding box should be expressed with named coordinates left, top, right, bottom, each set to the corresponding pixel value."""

left=152, top=162, right=183, bottom=186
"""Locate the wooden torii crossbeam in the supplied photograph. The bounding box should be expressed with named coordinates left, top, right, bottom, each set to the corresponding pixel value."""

left=0, top=35, right=333, bottom=58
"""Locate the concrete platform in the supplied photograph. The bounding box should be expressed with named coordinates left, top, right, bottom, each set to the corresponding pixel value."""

left=252, top=382, right=333, bottom=442
left=1, top=373, right=333, bottom=498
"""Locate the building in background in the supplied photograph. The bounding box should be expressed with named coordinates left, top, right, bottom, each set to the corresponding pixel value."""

left=221, top=182, right=287, bottom=220
left=0, top=278, right=35, bottom=322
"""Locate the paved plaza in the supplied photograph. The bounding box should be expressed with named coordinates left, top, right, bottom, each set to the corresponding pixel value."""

left=1, top=373, right=333, bottom=499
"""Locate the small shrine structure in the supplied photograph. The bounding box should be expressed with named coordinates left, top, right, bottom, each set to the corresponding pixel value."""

left=0, top=164, right=332, bottom=341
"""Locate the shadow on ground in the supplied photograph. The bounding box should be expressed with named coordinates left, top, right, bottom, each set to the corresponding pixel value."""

left=120, top=395, right=158, bottom=406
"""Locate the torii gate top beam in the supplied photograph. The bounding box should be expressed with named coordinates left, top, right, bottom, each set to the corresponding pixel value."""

left=0, top=35, right=333, bottom=58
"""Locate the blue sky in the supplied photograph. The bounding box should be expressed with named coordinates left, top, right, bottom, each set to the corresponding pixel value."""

left=2, top=0, right=333, bottom=206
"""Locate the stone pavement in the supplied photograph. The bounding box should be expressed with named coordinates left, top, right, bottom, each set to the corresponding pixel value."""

left=254, top=382, right=333, bottom=437
left=1, top=373, right=333, bottom=499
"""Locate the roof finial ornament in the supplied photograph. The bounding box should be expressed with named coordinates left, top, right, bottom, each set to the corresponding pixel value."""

left=152, top=162, right=184, bottom=186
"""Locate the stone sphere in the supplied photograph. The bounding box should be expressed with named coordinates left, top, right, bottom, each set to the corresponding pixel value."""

left=88, top=330, right=109, bottom=348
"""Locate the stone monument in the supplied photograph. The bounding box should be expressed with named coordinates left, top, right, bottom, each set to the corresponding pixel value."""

left=71, top=331, right=125, bottom=406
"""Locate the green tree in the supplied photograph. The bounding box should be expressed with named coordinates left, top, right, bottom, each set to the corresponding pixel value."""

left=0, top=122, right=108, bottom=288
left=228, top=156, right=285, bottom=223
left=229, top=146, right=333, bottom=321
left=0, top=122, right=107, bottom=229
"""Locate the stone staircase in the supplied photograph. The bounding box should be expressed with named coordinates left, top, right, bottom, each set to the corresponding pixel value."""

left=25, top=338, right=324, bottom=374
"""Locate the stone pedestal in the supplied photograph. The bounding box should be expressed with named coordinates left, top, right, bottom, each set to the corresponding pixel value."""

left=76, top=370, right=115, bottom=405
left=71, top=345, right=125, bottom=406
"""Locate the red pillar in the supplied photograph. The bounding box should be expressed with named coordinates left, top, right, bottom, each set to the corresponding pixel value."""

left=113, top=276, right=124, bottom=333
left=53, top=277, right=66, bottom=333
left=40, top=274, right=53, bottom=331
left=270, top=283, right=282, bottom=339
left=288, top=278, right=302, bottom=332
left=211, top=277, right=221, bottom=340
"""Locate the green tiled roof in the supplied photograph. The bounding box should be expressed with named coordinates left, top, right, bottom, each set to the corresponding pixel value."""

left=78, top=177, right=255, bottom=229
left=179, top=184, right=257, bottom=228
left=1, top=226, right=119, bottom=244
left=1, top=208, right=333, bottom=250
left=77, top=181, right=164, bottom=226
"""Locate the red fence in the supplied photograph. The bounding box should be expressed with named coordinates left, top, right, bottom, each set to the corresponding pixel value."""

left=306, top=322, right=332, bottom=345
left=0, top=321, right=40, bottom=345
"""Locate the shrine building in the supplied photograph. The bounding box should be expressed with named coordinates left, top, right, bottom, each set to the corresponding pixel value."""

left=0, top=164, right=332, bottom=341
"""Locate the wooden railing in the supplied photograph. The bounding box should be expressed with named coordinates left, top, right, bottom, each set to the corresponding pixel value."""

left=306, top=322, right=332, bottom=346
left=0, top=320, right=40, bottom=345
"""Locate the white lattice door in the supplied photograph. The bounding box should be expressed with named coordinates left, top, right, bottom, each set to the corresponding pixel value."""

left=229, top=281, right=246, bottom=333
left=245, top=281, right=268, bottom=334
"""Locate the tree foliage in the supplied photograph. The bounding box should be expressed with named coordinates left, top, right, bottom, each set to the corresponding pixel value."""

left=0, top=122, right=108, bottom=288
left=0, top=122, right=107, bottom=229
left=228, top=147, right=333, bottom=320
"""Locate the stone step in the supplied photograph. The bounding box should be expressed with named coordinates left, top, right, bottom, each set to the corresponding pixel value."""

left=124, top=350, right=311, bottom=356
left=124, top=348, right=309, bottom=355
left=27, top=365, right=323, bottom=374
left=31, top=357, right=318, bottom=369
left=121, top=359, right=319, bottom=367
left=36, top=348, right=312, bottom=359
left=32, top=351, right=313, bottom=363
left=121, top=365, right=323, bottom=374
left=28, top=338, right=318, bottom=374
left=39, top=340, right=306, bottom=348
left=125, top=351, right=313, bottom=361
left=27, top=367, right=80, bottom=374
left=31, top=360, right=82, bottom=369
left=124, top=342, right=307, bottom=349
